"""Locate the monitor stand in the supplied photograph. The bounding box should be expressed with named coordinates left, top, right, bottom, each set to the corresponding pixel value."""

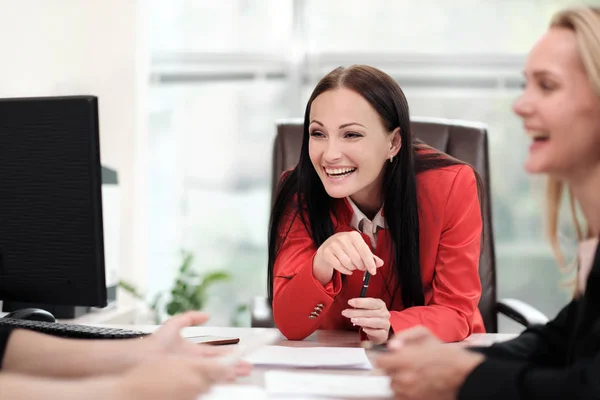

left=2, top=301, right=90, bottom=319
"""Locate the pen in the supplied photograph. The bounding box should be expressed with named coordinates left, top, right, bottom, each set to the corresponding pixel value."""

left=359, top=271, right=371, bottom=297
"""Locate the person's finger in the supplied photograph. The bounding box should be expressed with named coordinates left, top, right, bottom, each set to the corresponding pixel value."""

left=390, top=372, right=415, bottom=397
left=390, top=377, right=404, bottom=397
left=322, top=250, right=352, bottom=275
left=341, top=308, right=378, bottom=319
left=161, top=356, right=223, bottom=383
left=161, top=311, right=210, bottom=332
left=397, top=371, right=418, bottom=387
left=349, top=232, right=377, bottom=275
left=338, top=237, right=366, bottom=271
left=378, top=343, right=436, bottom=374
left=323, top=250, right=353, bottom=275
left=342, top=306, right=389, bottom=319
left=388, top=326, right=434, bottom=349
left=373, top=255, right=384, bottom=267
left=330, top=242, right=360, bottom=272
left=362, top=327, right=388, bottom=343
left=234, top=361, right=252, bottom=377
left=184, top=343, right=231, bottom=357
left=375, top=350, right=407, bottom=371
left=189, top=359, right=234, bottom=382
left=348, top=297, right=386, bottom=310
left=322, top=248, right=347, bottom=272
left=350, top=317, right=389, bottom=330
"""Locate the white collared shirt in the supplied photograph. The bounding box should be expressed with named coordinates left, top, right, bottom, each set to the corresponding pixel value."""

left=347, top=197, right=386, bottom=249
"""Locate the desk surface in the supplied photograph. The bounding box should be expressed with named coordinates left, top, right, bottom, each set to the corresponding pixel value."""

left=123, top=326, right=517, bottom=399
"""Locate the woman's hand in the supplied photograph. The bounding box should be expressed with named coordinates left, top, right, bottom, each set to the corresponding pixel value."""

left=342, top=298, right=391, bottom=344
left=114, top=355, right=228, bottom=400
left=143, top=311, right=251, bottom=378
left=313, top=231, right=384, bottom=285
left=376, top=326, right=484, bottom=400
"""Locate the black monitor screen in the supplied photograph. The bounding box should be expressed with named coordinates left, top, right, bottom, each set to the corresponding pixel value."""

left=0, top=96, right=107, bottom=307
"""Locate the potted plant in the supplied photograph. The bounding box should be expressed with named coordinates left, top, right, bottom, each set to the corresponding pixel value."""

left=119, top=250, right=231, bottom=324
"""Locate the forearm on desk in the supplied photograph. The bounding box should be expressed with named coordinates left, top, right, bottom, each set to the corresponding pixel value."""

left=389, top=306, right=473, bottom=342
left=3, top=329, right=156, bottom=378
left=0, top=373, right=117, bottom=400
left=273, top=261, right=341, bottom=340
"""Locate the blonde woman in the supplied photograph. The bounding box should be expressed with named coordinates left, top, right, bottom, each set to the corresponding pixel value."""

left=377, top=6, right=600, bottom=400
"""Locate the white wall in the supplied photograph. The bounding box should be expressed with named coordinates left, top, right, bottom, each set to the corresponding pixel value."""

left=0, top=0, right=148, bottom=297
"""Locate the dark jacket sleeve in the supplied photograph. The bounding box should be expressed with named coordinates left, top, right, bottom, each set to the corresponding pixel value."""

left=0, top=326, right=14, bottom=370
left=469, top=300, right=577, bottom=366
left=458, top=300, right=584, bottom=399
left=458, top=353, right=600, bottom=400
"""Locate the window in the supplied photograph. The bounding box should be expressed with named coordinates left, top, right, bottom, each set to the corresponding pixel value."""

left=146, top=0, right=586, bottom=329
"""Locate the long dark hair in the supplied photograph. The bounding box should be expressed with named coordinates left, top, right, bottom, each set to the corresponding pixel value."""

left=267, top=65, right=480, bottom=309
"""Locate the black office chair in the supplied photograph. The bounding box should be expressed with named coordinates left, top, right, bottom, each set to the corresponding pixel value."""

left=252, top=117, right=549, bottom=333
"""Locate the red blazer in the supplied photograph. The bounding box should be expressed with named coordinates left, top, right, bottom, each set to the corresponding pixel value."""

left=272, top=164, right=485, bottom=342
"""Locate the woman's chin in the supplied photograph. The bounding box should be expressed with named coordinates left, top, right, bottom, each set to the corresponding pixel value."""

left=324, top=190, right=351, bottom=199
left=524, top=159, right=550, bottom=175
left=323, top=185, right=353, bottom=199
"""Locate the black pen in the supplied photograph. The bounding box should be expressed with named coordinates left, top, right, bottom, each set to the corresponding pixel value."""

left=359, top=271, right=371, bottom=297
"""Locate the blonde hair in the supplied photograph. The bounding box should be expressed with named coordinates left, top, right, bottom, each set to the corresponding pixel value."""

left=545, top=7, right=600, bottom=272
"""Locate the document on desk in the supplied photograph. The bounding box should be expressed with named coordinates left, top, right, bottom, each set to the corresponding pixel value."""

left=244, top=345, right=372, bottom=369
left=198, top=384, right=268, bottom=400
left=198, top=384, right=332, bottom=400
left=265, top=371, right=393, bottom=398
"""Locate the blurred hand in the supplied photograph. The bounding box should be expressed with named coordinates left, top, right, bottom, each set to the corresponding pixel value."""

left=114, top=356, right=227, bottom=400
left=376, top=326, right=484, bottom=400
left=313, top=231, right=384, bottom=285
left=144, top=311, right=251, bottom=377
left=342, top=297, right=391, bottom=344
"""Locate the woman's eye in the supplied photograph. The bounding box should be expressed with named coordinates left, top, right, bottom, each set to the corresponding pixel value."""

left=539, top=81, right=555, bottom=91
left=310, top=131, right=325, bottom=138
left=345, top=132, right=363, bottom=139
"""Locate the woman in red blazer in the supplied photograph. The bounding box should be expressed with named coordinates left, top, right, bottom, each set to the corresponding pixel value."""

left=267, top=65, right=485, bottom=344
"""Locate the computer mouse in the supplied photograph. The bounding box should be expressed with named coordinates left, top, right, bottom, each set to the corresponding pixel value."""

left=4, top=308, right=56, bottom=323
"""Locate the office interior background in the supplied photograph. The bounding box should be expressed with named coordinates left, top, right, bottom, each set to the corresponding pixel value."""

left=2, top=0, right=598, bottom=331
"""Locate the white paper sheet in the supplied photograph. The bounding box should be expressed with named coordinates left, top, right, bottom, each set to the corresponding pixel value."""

left=243, top=346, right=372, bottom=369
left=198, top=384, right=334, bottom=400
left=265, top=371, right=393, bottom=398
left=198, top=384, right=268, bottom=400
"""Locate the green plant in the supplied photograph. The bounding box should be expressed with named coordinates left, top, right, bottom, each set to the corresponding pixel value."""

left=119, top=250, right=231, bottom=324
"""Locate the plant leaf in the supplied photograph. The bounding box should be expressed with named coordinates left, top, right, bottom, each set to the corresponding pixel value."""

left=201, top=271, right=231, bottom=287
left=196, top=272, right=230, bottom=297
left=180, top=251, right=194, bottom=274
left=118, top=281, right=145, bottom=300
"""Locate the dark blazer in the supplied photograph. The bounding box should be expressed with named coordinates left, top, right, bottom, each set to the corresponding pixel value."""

left=459, top=239, right=600, bottom=399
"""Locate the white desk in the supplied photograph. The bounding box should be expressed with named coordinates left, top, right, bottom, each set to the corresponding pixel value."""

left=112, top=326, right=517, bottom=400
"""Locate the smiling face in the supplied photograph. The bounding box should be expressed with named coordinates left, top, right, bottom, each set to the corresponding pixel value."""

left=513, top=27, right=600, bottom=180
left=308, top=87, right=401, bottom=211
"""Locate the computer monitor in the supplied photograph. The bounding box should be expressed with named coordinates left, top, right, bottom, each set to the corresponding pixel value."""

left=0, top=96, right=108, bottom=318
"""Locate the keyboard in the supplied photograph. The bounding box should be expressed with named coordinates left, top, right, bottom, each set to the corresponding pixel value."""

left=0, top=318, right=150, bottom=339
